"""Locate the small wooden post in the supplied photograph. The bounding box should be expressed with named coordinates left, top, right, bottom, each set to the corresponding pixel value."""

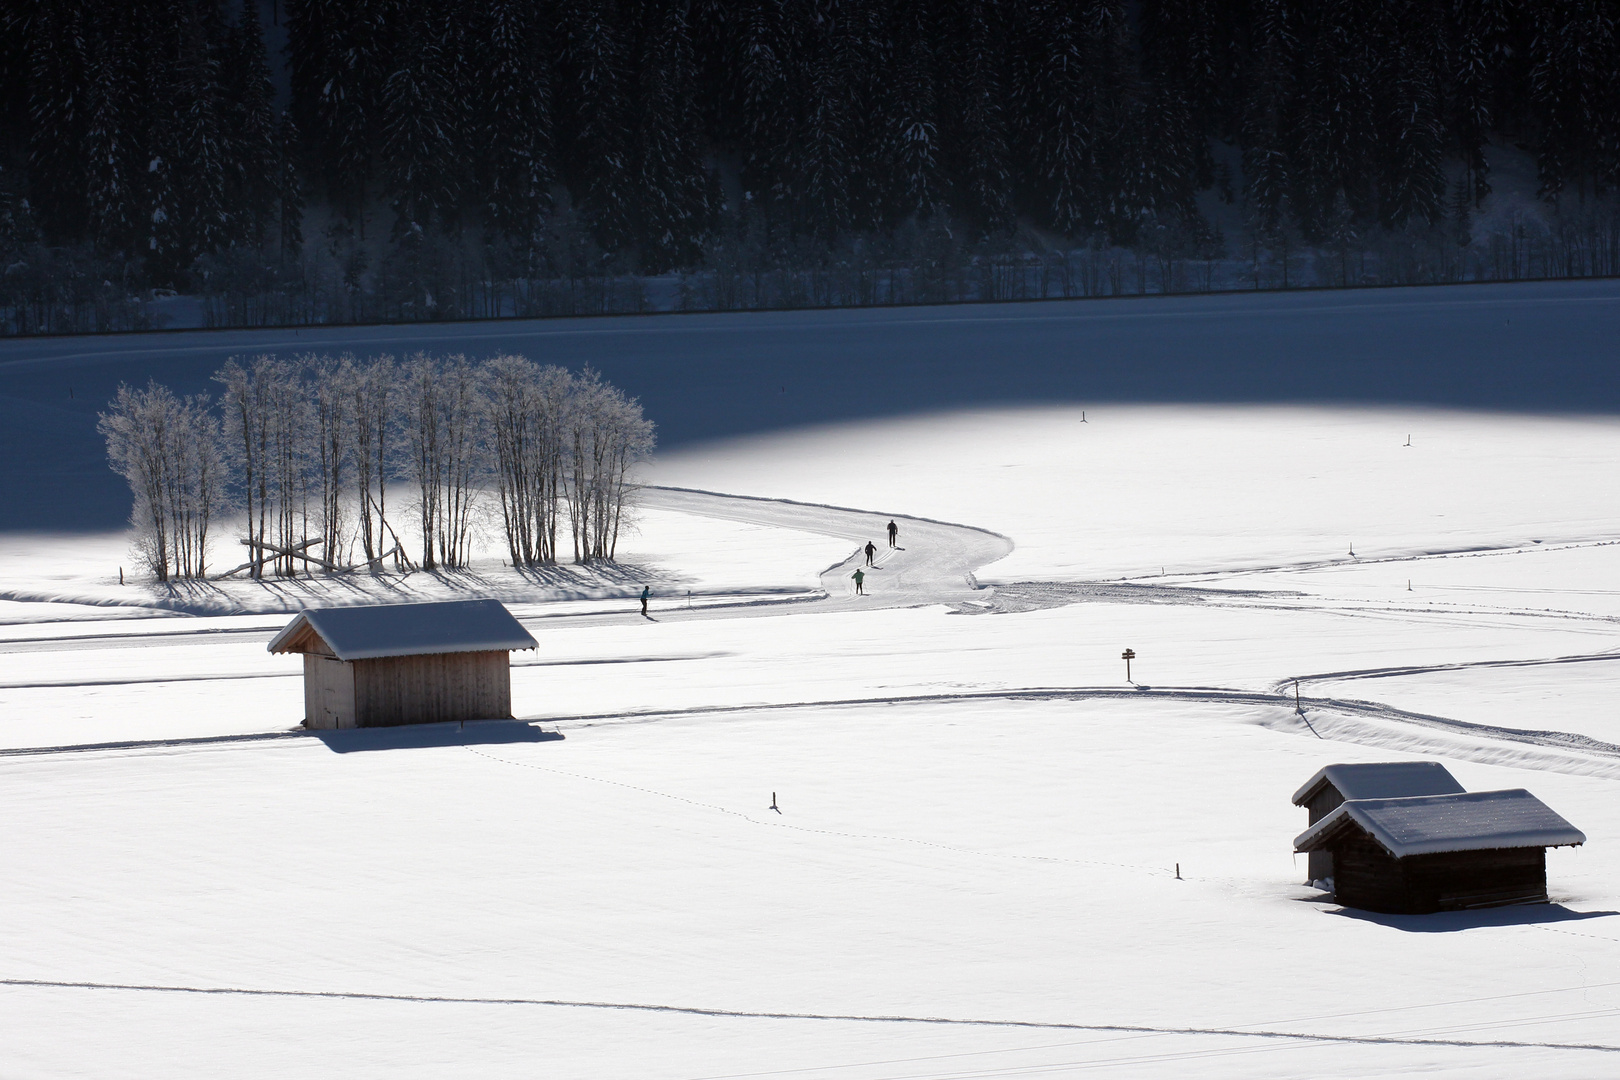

left=1121, top=648, right=1136, bottom=683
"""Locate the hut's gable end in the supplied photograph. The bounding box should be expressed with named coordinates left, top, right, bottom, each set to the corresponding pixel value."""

left=269, top=618, right=332, bottom=657
left=1305, top=786, right=1345, bottom=827
left=352, top=650, right=512, bottom=726
left=1330, top=832, right=1410, bottom=913
left=303, top=653, right=355, bottom=729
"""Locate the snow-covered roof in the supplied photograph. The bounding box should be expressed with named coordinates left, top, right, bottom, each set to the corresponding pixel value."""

left=267, top=599, right=538, bottom=661
left=1291, top=761, right=1464, bottom=806
left=1294, top=789, right=1586, bottom=859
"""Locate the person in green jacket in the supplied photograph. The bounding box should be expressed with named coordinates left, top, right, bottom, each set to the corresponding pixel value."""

left=851, top=568, right=865, bottom=595
left=640, top=585, right=650, bottom=615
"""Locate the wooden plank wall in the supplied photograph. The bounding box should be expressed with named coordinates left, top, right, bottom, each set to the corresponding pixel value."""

left=1331, top=834, right=1411, bottom=913
left=1333, top=834, right=1549, bottom=914
left=1407, top=848, right=1546, bottom=911
left=303, top=653, right=356, bottom=729
left=352, top=650, right=512, bottom=726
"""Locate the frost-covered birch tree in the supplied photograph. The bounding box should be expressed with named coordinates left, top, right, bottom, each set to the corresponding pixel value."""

left=563, top=367, right=654, bottom=562
left=99, top=381, right=224, bottom=581
left=307, top=354, right=350, bottom=566
left=349, top=352, right=399, bottom=567
left=483, top=354, right=569, bottom=566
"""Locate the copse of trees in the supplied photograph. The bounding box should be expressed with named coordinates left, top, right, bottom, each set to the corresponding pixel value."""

left=8, top=0, right=1620, bottom=334
left=101, top=353, right=654, bottom=581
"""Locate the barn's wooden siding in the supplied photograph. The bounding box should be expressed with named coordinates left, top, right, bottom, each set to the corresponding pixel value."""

left=1304, top=784, right=1345, bottom=882
left=352, top=650, right=511, bottom=727
left=1404, top=848, right=1546, bottom=911
left=303, top=653, right=357, bottom=729
left=1331, top=834, right=1548, bottom=914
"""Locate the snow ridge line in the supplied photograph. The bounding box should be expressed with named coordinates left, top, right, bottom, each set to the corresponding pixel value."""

left=642, top=485, right=1015, bottom=548
left=3, top=684, right=1619, bottom=769
left=1, top=978, right=1615, bottom=1053
left=1280, top=650, right=1620, bottom=687
left=1158, top=536, right=1620, bottom=583
left=459, top=743, right=1170, bottom=875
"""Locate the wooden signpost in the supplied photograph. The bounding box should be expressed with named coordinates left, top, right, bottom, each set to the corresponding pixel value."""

left=1122, top=648, right=1136, bottom=683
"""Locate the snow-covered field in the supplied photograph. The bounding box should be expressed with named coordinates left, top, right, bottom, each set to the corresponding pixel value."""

left=4, top=297, right=1620, bottom=1076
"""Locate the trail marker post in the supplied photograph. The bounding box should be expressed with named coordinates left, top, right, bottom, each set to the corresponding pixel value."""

left=1122, top=648, right=1136, bottom=683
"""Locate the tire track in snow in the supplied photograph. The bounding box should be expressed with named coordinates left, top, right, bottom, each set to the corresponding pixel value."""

left=2, top=487, right=1614, bottom=775
left=2, top=978, right=1617, bottom=1054
left=7, top=685, right=1620, bottom=780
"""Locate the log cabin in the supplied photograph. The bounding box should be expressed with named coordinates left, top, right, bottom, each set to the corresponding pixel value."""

left=268, top=599, right=538, bottom=729
left=1293, top=789, right=1585, bottom=914
left=1292, top=762, right=1465, bottom=883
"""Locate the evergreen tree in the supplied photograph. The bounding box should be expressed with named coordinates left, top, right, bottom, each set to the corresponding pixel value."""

left=1449, top=0, right=1498, bottom=205
left=1241, top=0, right=1294, bottom=236
left=556, top=0, right=632, bottom=252
left=274, top=111, right=305, bottom=258
left=1012, top=0, right=1105, bottom=236
left=144, top=0, right=229, bottom=283
left=83, top=18, right=141, bottom=257
left=626, top=0, right=712, bottom=271
left=474, top=0, right=555, bottom=242
left=887, top=0, right=942, bottom=223
left=381, top=1, right=460, bottom=241
left=1378, top=0, right=1446, bottom=227
left=26, top=0, right=90, bottom=242
left=286, top=0, right=392, bottom=223
left=1529, top=0, right=1620, bottom=201
left=221, top=0, right=279, bottom=248
left=790, top=9, right=856, bottom=239
left=938, top=0, right=1012, bottom=234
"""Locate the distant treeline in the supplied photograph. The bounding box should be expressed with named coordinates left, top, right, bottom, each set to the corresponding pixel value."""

left=100, top=355, right=654, bottom=582
left=5, top=0, right=1620, bottom=333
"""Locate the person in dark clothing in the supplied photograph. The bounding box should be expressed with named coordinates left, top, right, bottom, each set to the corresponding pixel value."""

left=864, top=540, right=876, bottom=565
left=851, top=568, right=865, bottom=595
left=887, top=520, right=898, bottom=547
left=640, top=585, right=650, bottom=615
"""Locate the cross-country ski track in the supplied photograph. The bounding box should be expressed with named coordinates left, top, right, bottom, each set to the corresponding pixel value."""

left=2, top=484, right=1616, bottom=781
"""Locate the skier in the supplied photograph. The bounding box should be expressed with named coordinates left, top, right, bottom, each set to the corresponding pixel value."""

left=864, top=540, right=876, bottom=566
left=640, top=585, right=650, bottom=616
left=887, top=520, right=898, bottom=547
left=851, top=568, right=865, bottom=595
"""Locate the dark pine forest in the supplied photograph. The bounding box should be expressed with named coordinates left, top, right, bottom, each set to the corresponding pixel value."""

left=2, top=0, right=1619, bottom=332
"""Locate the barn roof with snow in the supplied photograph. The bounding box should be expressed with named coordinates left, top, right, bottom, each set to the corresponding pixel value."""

left=1295, top=789, right=1586, bottom=859
left=268, top=599, right=538, bottom=661
left=1292, top=761, right=1464, bottom=807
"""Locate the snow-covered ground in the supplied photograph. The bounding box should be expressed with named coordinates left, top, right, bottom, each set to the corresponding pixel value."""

left=4, top=321, right=1620, bottom=1074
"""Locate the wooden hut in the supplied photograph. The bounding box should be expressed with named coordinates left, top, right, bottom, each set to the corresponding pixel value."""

left=1292, top=762, right=1465, bottom=882
left=268, top=599, right=538, bottom=729
left=1293, top=789, right=1585, bottom=914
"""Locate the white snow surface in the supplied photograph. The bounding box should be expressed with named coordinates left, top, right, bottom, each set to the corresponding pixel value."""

left=1295, top=789, right=1588, bottom=858
left=3, top=398, right=1620, bottom=1077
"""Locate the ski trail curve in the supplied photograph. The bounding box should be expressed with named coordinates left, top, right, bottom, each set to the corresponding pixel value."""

left=638, top=485, right=1013, bottom=610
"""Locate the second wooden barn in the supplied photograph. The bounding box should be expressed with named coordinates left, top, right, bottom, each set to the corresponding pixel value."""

left=1294, top=789, right=1585, bottom=914
left=1292, top=762, right=1466, bottom=883
left=268, top=598, right=538, bottom=729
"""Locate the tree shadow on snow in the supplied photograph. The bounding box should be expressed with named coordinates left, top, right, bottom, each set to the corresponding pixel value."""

left=1322, top=902, right=1619, bottom=932
left=313, top=719, right=563, bottom=754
